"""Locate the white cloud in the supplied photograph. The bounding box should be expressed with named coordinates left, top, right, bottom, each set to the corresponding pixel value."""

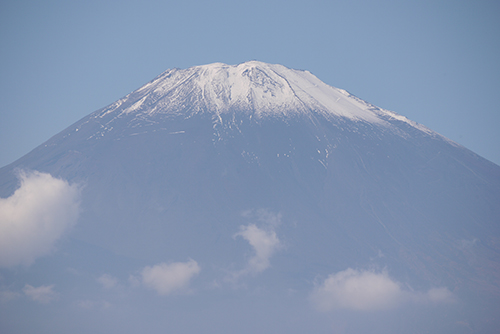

left=234, top=224, right=281, bottom=275
left=23, top=284, right=58, bottom=304
left=0, top=170, right=81, bottom=267
left=141, top=259, right=200, bottom=295
left=226, top=210, right=283, bottom=283
left=97, top=274, right=118, bottom=289
left=310, top=268, right=403, bottom=311
left=245, top=209, right=282, bottom=228
left=421, top=287, right=456, bottom=304
left=128, top=274, right=141, bottom=288
left=310, top=268, right=455, bottom=312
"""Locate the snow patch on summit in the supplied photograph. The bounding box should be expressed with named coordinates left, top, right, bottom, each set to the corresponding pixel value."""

left=96, top=61, right=388, bottom=123
left=90, top=61, right=444, bottom=141
left=269, top=64, right=383, bottom=123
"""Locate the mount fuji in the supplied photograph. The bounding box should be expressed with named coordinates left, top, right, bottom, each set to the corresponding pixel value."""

left=1, top=61, right=499, bottom=333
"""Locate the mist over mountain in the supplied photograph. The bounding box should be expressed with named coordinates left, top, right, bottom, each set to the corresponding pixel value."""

left=1, top=61, right=499, bottom=333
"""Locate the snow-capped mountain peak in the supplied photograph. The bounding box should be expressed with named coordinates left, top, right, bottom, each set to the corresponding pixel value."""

left=2, top=60, right=500, bottom=334
left=98, top=61, right=392, bottom=124
left=77, top=60, right=447, bottom=146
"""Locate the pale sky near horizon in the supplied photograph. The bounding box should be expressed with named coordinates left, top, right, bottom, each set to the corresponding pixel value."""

left=1, top=0, right=499, bottom=167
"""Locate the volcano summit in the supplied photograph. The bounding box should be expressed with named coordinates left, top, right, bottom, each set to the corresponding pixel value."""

left=1, top=61, right=499, bottom=334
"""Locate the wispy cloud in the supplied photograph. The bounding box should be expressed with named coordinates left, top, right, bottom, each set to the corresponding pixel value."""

left=229, top=210, right=282, bottom=281
left=140, top=259, right=200, bottom=295
left=0, top=289, right=20, bottom=303
left=243, top=209, right=282, bottom=228
left=310, top=268, right=455, bottom=312
left=0, top=170, right=81, bottom=267
left=418, top=287, right=455, bottom=304
left=97, top=274, right=118, bottom=289
left=76, top=299, right=112, bottom=310
left=23, top=284, right=58, bottom=304
left=234, top=224, right=281, bottom=275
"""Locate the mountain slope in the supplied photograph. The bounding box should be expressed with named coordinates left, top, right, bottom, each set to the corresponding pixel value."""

left=1, top=61, right=499, bottom=334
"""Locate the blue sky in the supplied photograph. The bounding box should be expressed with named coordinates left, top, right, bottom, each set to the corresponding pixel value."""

left=1, top=0, right=499, bottom=167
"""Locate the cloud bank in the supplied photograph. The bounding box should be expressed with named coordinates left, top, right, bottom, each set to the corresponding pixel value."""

left=0, top=170, right=81, bottom=267
left=141, top=259, right=200, bottom=295
left=310, top=268, right=455, bottom=312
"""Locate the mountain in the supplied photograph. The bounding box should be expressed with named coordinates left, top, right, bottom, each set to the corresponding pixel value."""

left=1, top=61, right=499, bottom=334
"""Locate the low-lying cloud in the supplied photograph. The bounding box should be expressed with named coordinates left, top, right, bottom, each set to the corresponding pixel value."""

left=234, top=224, right=281, bottom=275
left=23, top=284, right=58, bottom=304
left=141, top=259, right=200, bottom=295
left=0, top=170, right=81, bottom=267
left=228, top=210, right=283, bottom=281
left=310, top=268, right=455, bottom=312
